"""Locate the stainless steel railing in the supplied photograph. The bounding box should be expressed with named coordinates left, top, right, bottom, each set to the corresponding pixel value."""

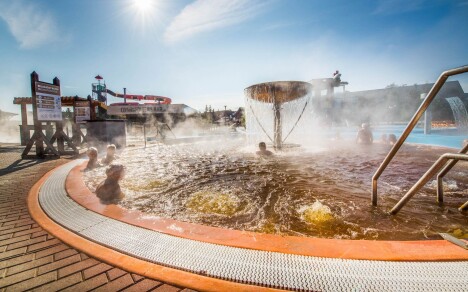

left=371, top=65, right=468, bottom=206
left=436, top=142, right=468, bottom=203
left=390, top=153, right=468, bottom=214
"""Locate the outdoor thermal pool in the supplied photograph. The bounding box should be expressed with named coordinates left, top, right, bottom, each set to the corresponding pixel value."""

left=83, top=138, right=467, bottom=241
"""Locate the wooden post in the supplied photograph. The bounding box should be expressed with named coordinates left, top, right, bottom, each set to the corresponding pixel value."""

left=31, top=71, right=44, bottom=157
left=20, top=103, right=28, bottom=145
left=88, top=95, right=96, bottom=120
left=72, top=96, right=80, bottom=145
left=53, top=77, right=65, bottom=153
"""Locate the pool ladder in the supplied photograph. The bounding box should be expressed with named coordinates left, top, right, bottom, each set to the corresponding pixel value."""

left=371, top=65, right=468, bottom=214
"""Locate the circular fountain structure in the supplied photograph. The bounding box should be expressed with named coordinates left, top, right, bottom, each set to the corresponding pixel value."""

left=244, top=81, right=313, bottom=149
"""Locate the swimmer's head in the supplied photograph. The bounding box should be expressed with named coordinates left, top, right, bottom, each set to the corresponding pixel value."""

left=106, top=164, right=125, bottom=180
left=106, top=144, right=116, bottom=155
left=87, top=147, right=98, bottom=158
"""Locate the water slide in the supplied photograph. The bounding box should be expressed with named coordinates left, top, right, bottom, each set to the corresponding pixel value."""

left=96, top=88, right=172, bottom=104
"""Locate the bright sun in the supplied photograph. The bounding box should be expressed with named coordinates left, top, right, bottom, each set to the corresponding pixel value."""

left=126, top=0, right=163, bottom=33
left=133, top=0, right=152, bottom=12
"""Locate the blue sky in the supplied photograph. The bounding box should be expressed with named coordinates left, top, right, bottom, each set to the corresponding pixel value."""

left=0, top=0, right=467, bottom=115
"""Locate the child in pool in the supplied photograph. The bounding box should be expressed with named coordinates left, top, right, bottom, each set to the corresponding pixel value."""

left=85, top=147, right=99, bottom=170
left=256, top=142, right=274, bottom=156
left=101, top=144, right=117, bottom=165
left=95, top=164, right=125, bottom=203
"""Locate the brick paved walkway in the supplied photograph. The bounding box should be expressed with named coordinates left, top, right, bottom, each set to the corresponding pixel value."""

left=0, top=145, right=194, bottom=292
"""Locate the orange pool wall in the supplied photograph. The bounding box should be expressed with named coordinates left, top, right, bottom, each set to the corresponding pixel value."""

left=29, top=163, right=286, bottom=292
left=64, top=162, right=468, bottom=261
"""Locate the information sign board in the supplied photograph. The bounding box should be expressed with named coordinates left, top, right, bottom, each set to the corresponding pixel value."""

left=74, top=101, right=90, bottom=124
left=35, top=81, right=62, bottom=121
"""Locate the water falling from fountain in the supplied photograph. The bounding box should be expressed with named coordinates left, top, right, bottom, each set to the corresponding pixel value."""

left=445, top=96, right=468, bottom=132
left=244, top=81, right=313, bottom=149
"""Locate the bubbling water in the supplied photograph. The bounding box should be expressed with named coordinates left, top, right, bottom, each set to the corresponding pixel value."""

left=300, top=201, right=335, bottom=224
left=83, top=138, right=467, bottom=240
left=186, top=191, right=241, bottom=216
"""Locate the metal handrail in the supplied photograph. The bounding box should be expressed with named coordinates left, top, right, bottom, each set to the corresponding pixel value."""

left=389, top=153, right=468, bottom=214
left=436, top=142, right=468, bottom=203
left=371, top=65, right=468, bottom=206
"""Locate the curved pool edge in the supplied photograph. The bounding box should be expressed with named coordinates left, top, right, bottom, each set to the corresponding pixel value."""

left=30, top=160, right=468, bottom=291
left=28, top=161, right=279, bottom=292
left=68, top=161, right=468, bottom=261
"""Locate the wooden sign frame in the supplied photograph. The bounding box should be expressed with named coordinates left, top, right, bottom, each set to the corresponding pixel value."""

left=22, top=71, right=78, bottom=158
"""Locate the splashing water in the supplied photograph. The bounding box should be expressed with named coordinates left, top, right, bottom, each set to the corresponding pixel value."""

left=300, top=201, right=334, bottom=224
left=186, top=191, right=240, bottom=216
left=446, top=96, right=468, bottom=131
left=244, top=81, right=316, bottom=149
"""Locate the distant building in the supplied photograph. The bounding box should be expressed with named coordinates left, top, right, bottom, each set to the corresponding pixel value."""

left=333, top=81, right=467, bottom=125
left=106, top=103, right=197, bottom=125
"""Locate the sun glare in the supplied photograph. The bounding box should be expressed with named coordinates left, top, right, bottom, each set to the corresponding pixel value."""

left=125, top=0, right=165, bottom=35
left=133, top=0, right=153, bottom=13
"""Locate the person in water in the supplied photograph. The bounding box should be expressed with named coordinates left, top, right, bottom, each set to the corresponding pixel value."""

left=388, top=134, right=397, bottom=145
left=85, top=147, right=99, bottom=170
left=95, top=164, right=125, bottom=203
left=101, top=144, right=117, bottom=165
left=256, top=142, right=273, bottom=156
left=356, top=123, right=373, bottom=144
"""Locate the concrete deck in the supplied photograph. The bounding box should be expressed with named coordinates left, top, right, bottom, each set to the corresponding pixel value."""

left=0, top=145, right=192, bottom=292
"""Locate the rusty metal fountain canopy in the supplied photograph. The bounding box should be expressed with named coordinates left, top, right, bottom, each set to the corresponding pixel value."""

left=244, top=81, right=312, bottom=104
left=244, top=81, right=313, bottom=150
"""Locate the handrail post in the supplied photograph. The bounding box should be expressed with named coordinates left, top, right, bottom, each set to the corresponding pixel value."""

left=390, top=153, right=468, bottom=214
left=371, top=65, right=468, bottom=206
left=460, top=201, right=468, bottom=212
left=436, top=143, right=468, bottom=203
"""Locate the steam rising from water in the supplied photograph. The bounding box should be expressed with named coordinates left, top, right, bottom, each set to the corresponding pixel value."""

left=83, top=138, right=467, bottom=240
left=0, top=120, right=20, bottom=143
left=244, top=81, right=325, bottom=148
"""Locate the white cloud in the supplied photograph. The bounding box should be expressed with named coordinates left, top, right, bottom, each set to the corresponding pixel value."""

left=0, top=0, right=65, bottom=49
left=164, top=0, right=265, bottom=43
left=260, top=20, right=303, bottom=32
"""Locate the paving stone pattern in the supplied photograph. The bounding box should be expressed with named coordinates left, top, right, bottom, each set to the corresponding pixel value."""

left=0, top=145, right=194, bottom=292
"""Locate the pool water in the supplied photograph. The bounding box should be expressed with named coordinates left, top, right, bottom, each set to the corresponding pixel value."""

left=339, top=125, right=466, bottom=149
left=83, top=137, right=467, bottom=241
